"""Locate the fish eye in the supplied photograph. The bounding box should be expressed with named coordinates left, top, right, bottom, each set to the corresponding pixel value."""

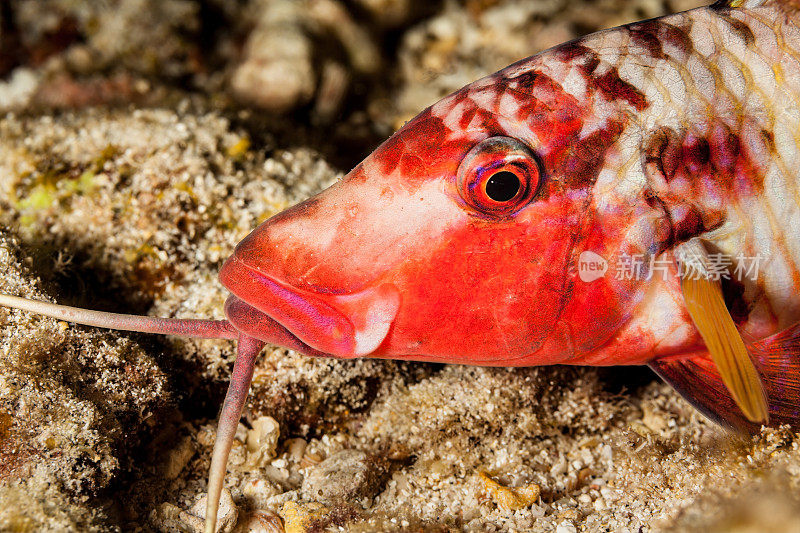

left=457, top=136, right=541, bottom=218
left=485, top=170, right=521, bottom=202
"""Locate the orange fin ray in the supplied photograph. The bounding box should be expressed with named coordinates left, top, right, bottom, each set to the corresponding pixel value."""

left=675, top=240, right=768, bottom=424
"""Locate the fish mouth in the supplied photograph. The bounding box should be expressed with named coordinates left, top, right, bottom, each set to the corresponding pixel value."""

left=219, top=256, right=400, bottom=357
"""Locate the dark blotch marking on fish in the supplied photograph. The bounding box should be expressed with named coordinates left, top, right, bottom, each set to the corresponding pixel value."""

left=641, top=188, right=676, bottom=254
left=561, top=120, right=625, bottom=188
left=761, top=128, right=776, bottom=154
left=459, top=106, right=478, bottom=129
left=553, top=42, right=648, bottom=112
left=491, top=87, right=506, bottom=116
left=672, top=207, right=711, bottom=243
left=451, top=87, right=471, bottom=106
left=552, top=40, right=649, bottom=112
left=644, top=127, right=673, bottom=184
left=656, top=20, right=694, bottom=55
left=628, top=22, right=666, bottom=59
left=473, top=108, right=503, bottom=136
left=502, top=69, right=615, bottom=195
left=643, top=119, right=770, bottom=252
left=662, top=138, right=683, bottom=182
left=408, top=113, right=451, bottom=158
left=709, top=122, right=740, bottom=175
left=647, top=122, right=766, bottom=195
left=557, top=41, right=593, bottom=61
left=417, top=113, right=448, bottom=145
left=399, top=153, right=425, bottom=176
left=717, top=12, right=756, bottom=46
left=376, top=134, right=403, bottom=175
left=441, top=86, right=472, bottom=115
left=556, top=42, right=601, bottom=76
left=644, top=126, right=687, bottom=185
left=594, top=68, right=649, bottom=111
left=377, top=111, right=453, bottom=176
left=643, top=188, right=661, bottom=209
left=508, top=70, right=539, bottom=89
left=375, top=108, right=439, bottom=175
left=515, top=75, right=584, bottom=148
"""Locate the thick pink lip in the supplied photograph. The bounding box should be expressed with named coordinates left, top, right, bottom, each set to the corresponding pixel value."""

left=219, top=256, right=399, bottom=357
left=223, top=295, right=328, bottom=356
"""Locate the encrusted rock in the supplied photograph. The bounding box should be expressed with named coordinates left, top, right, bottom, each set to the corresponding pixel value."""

left=230, top=24, right=315, bottom=113
left=230, top=0, right=380, bottom=115
left=300, top=449, right=386, bottom=505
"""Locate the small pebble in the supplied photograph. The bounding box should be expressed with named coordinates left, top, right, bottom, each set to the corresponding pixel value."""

left=556, top=522, right=577, bottom=533
left=196, top=425, right=217, bottom=448
left=247, top=416, right=281, bottom=467
left=230, top=0, right=316, bottom=113
left=243, top=477, right=282, bottom=508
left=286, top=438, right=308, bottom=462
left=594, top=497, right=607, bottom=511
left=600, top=487, right=616, bottom=502
left=478, top=472, right=540, bottom=511
left=550, top=455, right=567, bottom=476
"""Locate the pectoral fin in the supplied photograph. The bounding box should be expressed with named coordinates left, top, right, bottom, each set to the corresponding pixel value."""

left=650, top=320, right=800, bottom=432
left=650, top=353, right=753, bottom=431
left=675, top=240, right=768, bottom=424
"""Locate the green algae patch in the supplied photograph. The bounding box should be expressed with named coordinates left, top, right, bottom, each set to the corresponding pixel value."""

left=64, top=170, right=99, bottom=195
left=12, top=146, right=112, bottom=216
left=15, top=183, right=56, bottom=211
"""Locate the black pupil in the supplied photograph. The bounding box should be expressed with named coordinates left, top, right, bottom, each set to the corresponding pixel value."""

left=485, top=171, right=521, bottom=202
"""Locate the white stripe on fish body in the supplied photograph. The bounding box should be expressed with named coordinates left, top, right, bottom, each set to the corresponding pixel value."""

left=559, top=64, right=591, bottom=101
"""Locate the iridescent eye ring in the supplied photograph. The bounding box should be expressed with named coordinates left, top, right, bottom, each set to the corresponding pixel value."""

left=457, top=136, right=542, bottom=219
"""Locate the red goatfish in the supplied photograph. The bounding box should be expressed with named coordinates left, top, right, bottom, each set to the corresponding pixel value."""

left=4, top=0, right=800, bottom=531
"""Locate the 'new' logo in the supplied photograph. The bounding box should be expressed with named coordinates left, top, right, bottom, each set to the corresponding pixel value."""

left=578, top=251, right=608, bottom=282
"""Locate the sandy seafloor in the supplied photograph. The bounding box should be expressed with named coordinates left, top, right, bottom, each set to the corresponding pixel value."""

left=1, top=0, right=800, bottom=532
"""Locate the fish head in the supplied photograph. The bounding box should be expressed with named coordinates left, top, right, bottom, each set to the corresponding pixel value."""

left=220, top=52, right=669, bottom=365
